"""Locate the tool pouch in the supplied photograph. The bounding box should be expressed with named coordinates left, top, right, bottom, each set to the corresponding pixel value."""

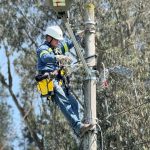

left=35, top=74, right=54, bottom=97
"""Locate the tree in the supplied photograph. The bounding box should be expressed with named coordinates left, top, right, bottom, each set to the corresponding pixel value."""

left=95, top=0, right=150, bottom=149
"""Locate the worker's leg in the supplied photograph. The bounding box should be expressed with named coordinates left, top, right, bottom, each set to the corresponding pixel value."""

left=53, top=80, right=83, bottom=135
left=65, top=90, right=83, bottom=121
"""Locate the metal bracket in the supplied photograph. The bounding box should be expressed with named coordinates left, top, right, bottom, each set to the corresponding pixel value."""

left=84, top=69, right=98, bottom=81
left=84, top=21, right=96, bottom=25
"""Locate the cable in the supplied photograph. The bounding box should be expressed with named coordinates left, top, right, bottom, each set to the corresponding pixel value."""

left=65, top=22, right=91, bottom=76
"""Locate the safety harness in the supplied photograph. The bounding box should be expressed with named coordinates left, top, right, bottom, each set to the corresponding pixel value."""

left=35, top=73, right=54, bottom=97
left=35, top=44, right=70, bottom=98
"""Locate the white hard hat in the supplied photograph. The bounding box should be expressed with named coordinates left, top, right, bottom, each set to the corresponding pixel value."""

left=44, top=25, right=63, bottom=41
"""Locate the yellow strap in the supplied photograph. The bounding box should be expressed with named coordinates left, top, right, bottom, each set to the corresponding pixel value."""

left=40, top=48, right=53, bottom=58
left=63, top=43, right=69, bottom=53
left=40, top=50, right=49, bottom=58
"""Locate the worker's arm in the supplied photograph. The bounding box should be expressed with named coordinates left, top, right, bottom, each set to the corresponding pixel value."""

left=39, top=49, right=56, bottom=63
left=39, top=48, right=71, bottom=63
left=59, top=38, right=74, bottom=54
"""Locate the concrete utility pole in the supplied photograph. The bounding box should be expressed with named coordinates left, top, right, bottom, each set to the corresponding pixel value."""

left=83, top=2, right=97, bottom=150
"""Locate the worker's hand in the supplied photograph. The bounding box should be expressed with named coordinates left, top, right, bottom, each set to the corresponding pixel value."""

left=56, top=55, right=72, bottom=63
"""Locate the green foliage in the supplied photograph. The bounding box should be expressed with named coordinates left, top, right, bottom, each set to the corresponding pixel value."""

left=0, top=101, right=11, bottom=149
left=94, top=0, right=150, bottom=149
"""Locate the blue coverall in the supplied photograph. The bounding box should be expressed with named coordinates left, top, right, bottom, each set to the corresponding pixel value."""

left=36, top=40, right=83, bottom=135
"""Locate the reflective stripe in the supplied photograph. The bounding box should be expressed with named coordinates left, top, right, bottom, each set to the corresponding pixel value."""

left=63, top=43, right=69, bottom=53
left=40, top=50, right=49, bottom=58
left=40, top=48, right=53, bottom=58
left=48, top=48, right=53, bottom=52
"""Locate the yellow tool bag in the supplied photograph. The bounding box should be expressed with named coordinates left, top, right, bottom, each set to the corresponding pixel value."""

left=35, top=74, right=54, bottom=97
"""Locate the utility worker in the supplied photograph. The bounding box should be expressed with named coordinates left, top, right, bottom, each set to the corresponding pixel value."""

left=36, top=25, right=93, bottom=136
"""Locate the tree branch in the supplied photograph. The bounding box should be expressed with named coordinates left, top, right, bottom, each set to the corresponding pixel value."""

left=0, top=73, right=9, bottom=88
left=5, top=49, right=13, bottom=88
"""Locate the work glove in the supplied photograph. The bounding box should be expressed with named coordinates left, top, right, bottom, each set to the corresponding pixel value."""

left=55, top=55, right=72, bottom=63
